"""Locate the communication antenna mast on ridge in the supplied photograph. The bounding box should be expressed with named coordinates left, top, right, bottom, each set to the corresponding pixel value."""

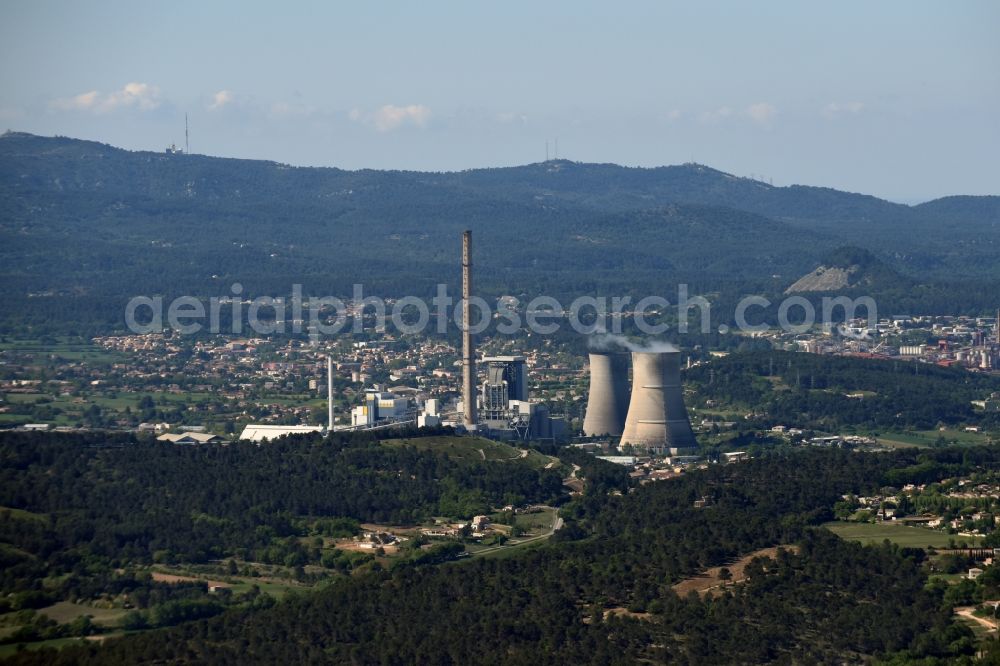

left=545, top=141, right=549, bottom=162
left=554, top=137, right=558, bottom=160
left=185, top=113, right=189, bottom=154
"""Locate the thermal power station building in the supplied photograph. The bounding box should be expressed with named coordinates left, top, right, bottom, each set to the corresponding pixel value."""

left=619, top=350, right=697, bottom=449
left=479, top=355, right=566, bottom=441
left=582, top=352, right=630, bottom=436
left=481, top=356, right=529, bottom=420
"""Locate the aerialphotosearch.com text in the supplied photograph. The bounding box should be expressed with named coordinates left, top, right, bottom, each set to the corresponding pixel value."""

left=125, top=283, right=877, bottom=339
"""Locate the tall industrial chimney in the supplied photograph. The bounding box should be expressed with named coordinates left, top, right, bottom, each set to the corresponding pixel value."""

left=620, top=350, right=697, bottom=449
left=582, top=352, right=630, bottom=436
left=461, top=230, right=477, bottom=429
left=327, top=355, right=334, bottom=432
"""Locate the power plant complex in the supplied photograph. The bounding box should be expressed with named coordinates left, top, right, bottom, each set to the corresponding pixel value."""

left=458, top=226, right=696, bottom=447
left=242, top=229, right=696, bottom=449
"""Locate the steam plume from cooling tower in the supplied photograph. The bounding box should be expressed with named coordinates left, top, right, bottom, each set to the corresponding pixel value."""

left=588, top=333, right=679, bottom=354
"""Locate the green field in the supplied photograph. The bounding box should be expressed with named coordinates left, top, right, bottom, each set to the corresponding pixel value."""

left=223, top=579, right=303, bottom=599
left=0, top=506, right=47, bottom=522
left=823, top=521, right=983, bottom=548
left=0, top=388, right=225, bottom=428
left=0, top=338, right=124, bottom=366
left=467, top=507, right=560, bottom=559
left=513, top=508, right=558, bottom=532
left=878, top=429, right=994, bottom=449
left=149, top=567, right=305, bottom=599
left=38, top=602, right=127, bottom=627
left=877, top=434, right=933, bottom=449
left=472, top=536, right=552, bottom=560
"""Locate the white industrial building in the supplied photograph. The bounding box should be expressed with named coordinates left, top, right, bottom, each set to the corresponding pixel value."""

left=157, top=432, right=226, bottom=445
left=351, top=386, right=411, bottom=427
left=240, top=424, right=325, bottom=442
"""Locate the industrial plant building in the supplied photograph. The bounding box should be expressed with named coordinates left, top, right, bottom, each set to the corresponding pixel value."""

left=481, top=356, right=529, bottom=420
left=239, top=424, right=325, bottom=442
left=351, top=386, right=411, bottom=427
left=463, top=355, right=566, bottom=441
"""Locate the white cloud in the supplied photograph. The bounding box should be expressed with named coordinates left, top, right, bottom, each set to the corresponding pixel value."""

left=347, top=104, right=431, bottom=131
left=822, top=101, right=865, bottom=118
left=51, top=90, right=100, bottom=111
left=51, top=82, right=161, bottom=113
left=699, top=106, right=733, bottom=124
left=374, top=104, right=431, bottom=132
left=107, top=83, right=161, bottom=111
left=745, top=102, right=777, bottom=125
left=208, top=90, right=234, bottom=111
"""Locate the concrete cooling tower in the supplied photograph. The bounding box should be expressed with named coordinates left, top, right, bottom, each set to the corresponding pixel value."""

left=582, top=352, right=630, bottom=436
left=619, top=350, right=697, bottom=448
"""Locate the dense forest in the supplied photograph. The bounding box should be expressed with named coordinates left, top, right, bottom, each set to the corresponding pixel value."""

left=9, top=443, right=1000, bottom=663
left=2, top=132, right=999, bottom=334
left=686, top=350, right=1000, bottom=432
left=0, top=429, right=563, bottom=605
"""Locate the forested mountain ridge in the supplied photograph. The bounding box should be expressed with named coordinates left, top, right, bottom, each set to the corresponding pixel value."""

left=0, top=429, right=564, bottom=570
left=6, top=131, right=996, bottom=226
left=1, top=131, right=998, bottom=332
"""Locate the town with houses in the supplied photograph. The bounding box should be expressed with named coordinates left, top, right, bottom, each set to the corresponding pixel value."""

left=777, top=312, right=1000, bottom=374
left=2, top=306, right=998, bottom=465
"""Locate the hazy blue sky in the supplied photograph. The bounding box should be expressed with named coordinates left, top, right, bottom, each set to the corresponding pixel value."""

left=1, top=1, right=997, bottom=201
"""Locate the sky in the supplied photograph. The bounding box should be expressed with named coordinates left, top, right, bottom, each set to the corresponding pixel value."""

left=1, top=1, right=997, bottom=202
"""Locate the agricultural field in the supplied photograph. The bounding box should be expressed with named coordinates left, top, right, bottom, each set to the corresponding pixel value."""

left=877, top=429, right=995, bottom=449
left=149, top=568, right=305, bottom=599
left=822, top=521, right=983, bottom=548
left=0, top=338, right=125, bottom=366
left=38, top=602, right=127, bottom=628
